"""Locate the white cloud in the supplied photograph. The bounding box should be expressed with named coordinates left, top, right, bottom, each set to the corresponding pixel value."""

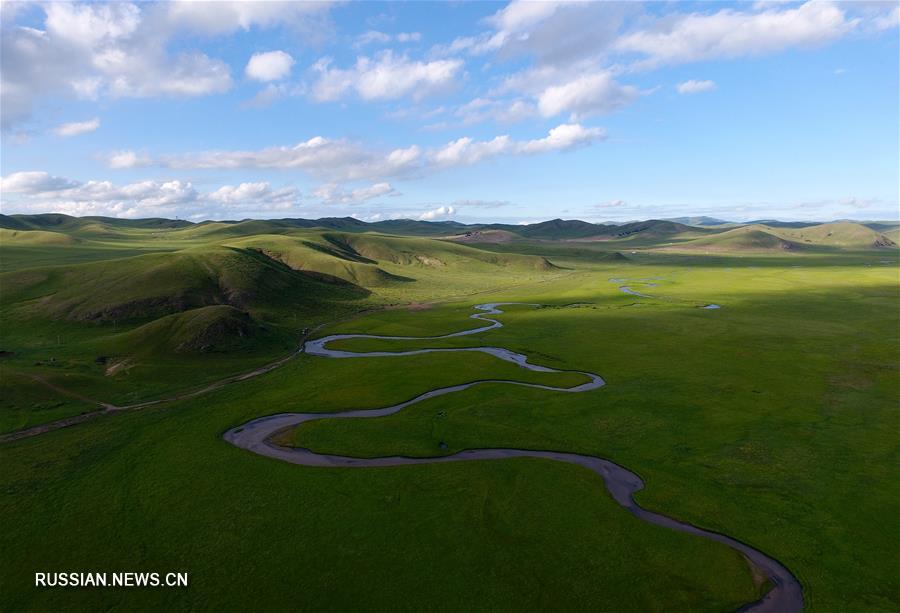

left=0, top=1, right=335, bottom=130
left=0, top=2, right=234, bottom=129
left=242, top=83, right=288, bottom=108
left=430, top=123, right=604, bottom=166
left=537, top=72, right=638, bottom=119
left=43, top=2, right=142, bottom=48
left=873, top=6, right=899, bottom=30
left=108, top=124, right=606, bottom=182
left=108, top=52, right=232, bottom=98
left=53, top=117, right=101, bottom=137
left=517, top=123, right=606, bottom=154
left=430, top=136, right=512, bottom=167
left=207, top=182, right=297, bottom=207
left=439, top=1, right=629, bottom=66
left=418, top=205, right=456, bottom=220
left=153, top=136, right=423, bottom=183
left=313, top=182, right=397, bottom=205
left=311, top=51, right=463, bottom=102
left=615, top=1, right=859, bottom=67
left=164, top=1, right=334, bottom=37
left=454, top=97, right=537, bottom=125
left=1, top=172, right=300, bottom=219
left=355, top=30, right=421, bottom=47
left=676, top=79, right=716, bottom=94
left=0, top=171, right=80, bottom=193
left=356, top=31, right=392, bottom=47
left=1, top=176, right=198, bottom=217
left=107, top=150, right=151, bottom=169
left=488, top=1, right=562, bottom=35
left=245, top=50, right=295, bottom=82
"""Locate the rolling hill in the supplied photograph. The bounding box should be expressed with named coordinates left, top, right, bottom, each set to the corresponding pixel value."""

left=653, top=225, right=803, bottom=253
left=1, top=246, right=365, bottom=324
left=769, top=222, right=896, bottom=248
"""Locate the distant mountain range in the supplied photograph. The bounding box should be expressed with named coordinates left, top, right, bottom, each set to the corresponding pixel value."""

left=1, top=213, right=898, bottom=249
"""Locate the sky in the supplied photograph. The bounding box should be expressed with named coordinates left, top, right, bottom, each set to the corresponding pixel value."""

left=0, top=0, right=898, bottom=224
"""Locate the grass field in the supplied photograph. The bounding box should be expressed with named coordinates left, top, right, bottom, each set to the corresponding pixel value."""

left=0, top=214, right=897, bottom=611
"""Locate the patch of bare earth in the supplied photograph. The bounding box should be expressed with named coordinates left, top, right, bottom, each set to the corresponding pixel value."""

left=105, top=357, right=134, bottom=376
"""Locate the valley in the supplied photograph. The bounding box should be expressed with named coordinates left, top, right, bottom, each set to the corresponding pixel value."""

left=1, top=213, right=897, bottom=611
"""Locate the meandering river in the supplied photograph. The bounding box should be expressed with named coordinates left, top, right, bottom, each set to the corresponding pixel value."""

left=225, top=303, right=800, bottom=612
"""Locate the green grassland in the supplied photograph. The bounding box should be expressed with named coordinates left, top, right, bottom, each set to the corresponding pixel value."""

left=0, top=215, right=564, bottom=418
left=0, top=213, right=898, bottom=611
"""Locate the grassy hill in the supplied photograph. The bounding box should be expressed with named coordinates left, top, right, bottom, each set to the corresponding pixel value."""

left=650, top=222, right=896, bottom=253
left=656, top=225, right=802, bottom=253
left=0, top=213, right=894, bottom=410
left=0, top=228, right=80, bottom=246
left=2, top=246, right=366, bottom=324
left=515, top=218, right=602, bottom=239
left=0, top=219, right=568, bottom=409
left=595, top=219, right=703, bottom=241
left=0, top=212, right=898, bottom=612
left=111, top=305, right=273, bottom=354
left=770, top=221, right=896, bottom=248
left=0, top=213, right=191, bottom=234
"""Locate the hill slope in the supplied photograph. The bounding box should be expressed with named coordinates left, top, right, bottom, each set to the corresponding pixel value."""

left=1, top=246, right=367, bottom=324
left=656, top=225, right=803, bottom=253
left=770, top=222, right=896, bottom=248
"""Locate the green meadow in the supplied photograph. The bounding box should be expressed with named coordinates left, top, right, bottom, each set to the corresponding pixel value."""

left=0, top=214, right=898, bottom=611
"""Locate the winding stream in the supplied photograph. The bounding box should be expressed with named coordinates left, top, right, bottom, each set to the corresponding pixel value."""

left=224, top=303, right=801, bottom=612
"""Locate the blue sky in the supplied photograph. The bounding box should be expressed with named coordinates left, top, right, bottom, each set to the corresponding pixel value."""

left=1, top=0, right=898, bottom=223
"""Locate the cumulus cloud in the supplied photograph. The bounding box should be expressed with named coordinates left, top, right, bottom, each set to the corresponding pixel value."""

left=2, top=176, right=199, bottom=217
left=429, top=123, right=604, bottom=166
left=149, top=136, right=423, bottom=183
left=537, top=72, right=638, bottom=119
left=0, top=1, right=334, bottom=130
left=109, top=52, right=232, bottom=98
left=310, top=51, right=462, bottom=102
left=207, top=182, right=298, bottom=207
left=313, top=182, right=397, bottom=205
left=130, top=123, right=606, bottom=182
left=443, top=1, right=628, bottom=65
left=245, top=50, right=295, bottom=82
left=615, top=2, right=859, bottom=67
left=516, top=123, right=606, bottom=154
left=676, top=79, right=716, bottom=94
left=0, top=172, right=301, bottom=219
left=432, top=1, right=890, bottom=125
left=164, top=0, right=334, bottom=36
left=418, top=205, right=456, bottom=220
left=53, top=117, right=101, bottom=137
left=1, top=171, right=81, bottom=193
left=430, top=136, right=512, bottom=168
left=1, top=3, right=224, bottom=129
left=106, top=150, right=152, bottom=169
